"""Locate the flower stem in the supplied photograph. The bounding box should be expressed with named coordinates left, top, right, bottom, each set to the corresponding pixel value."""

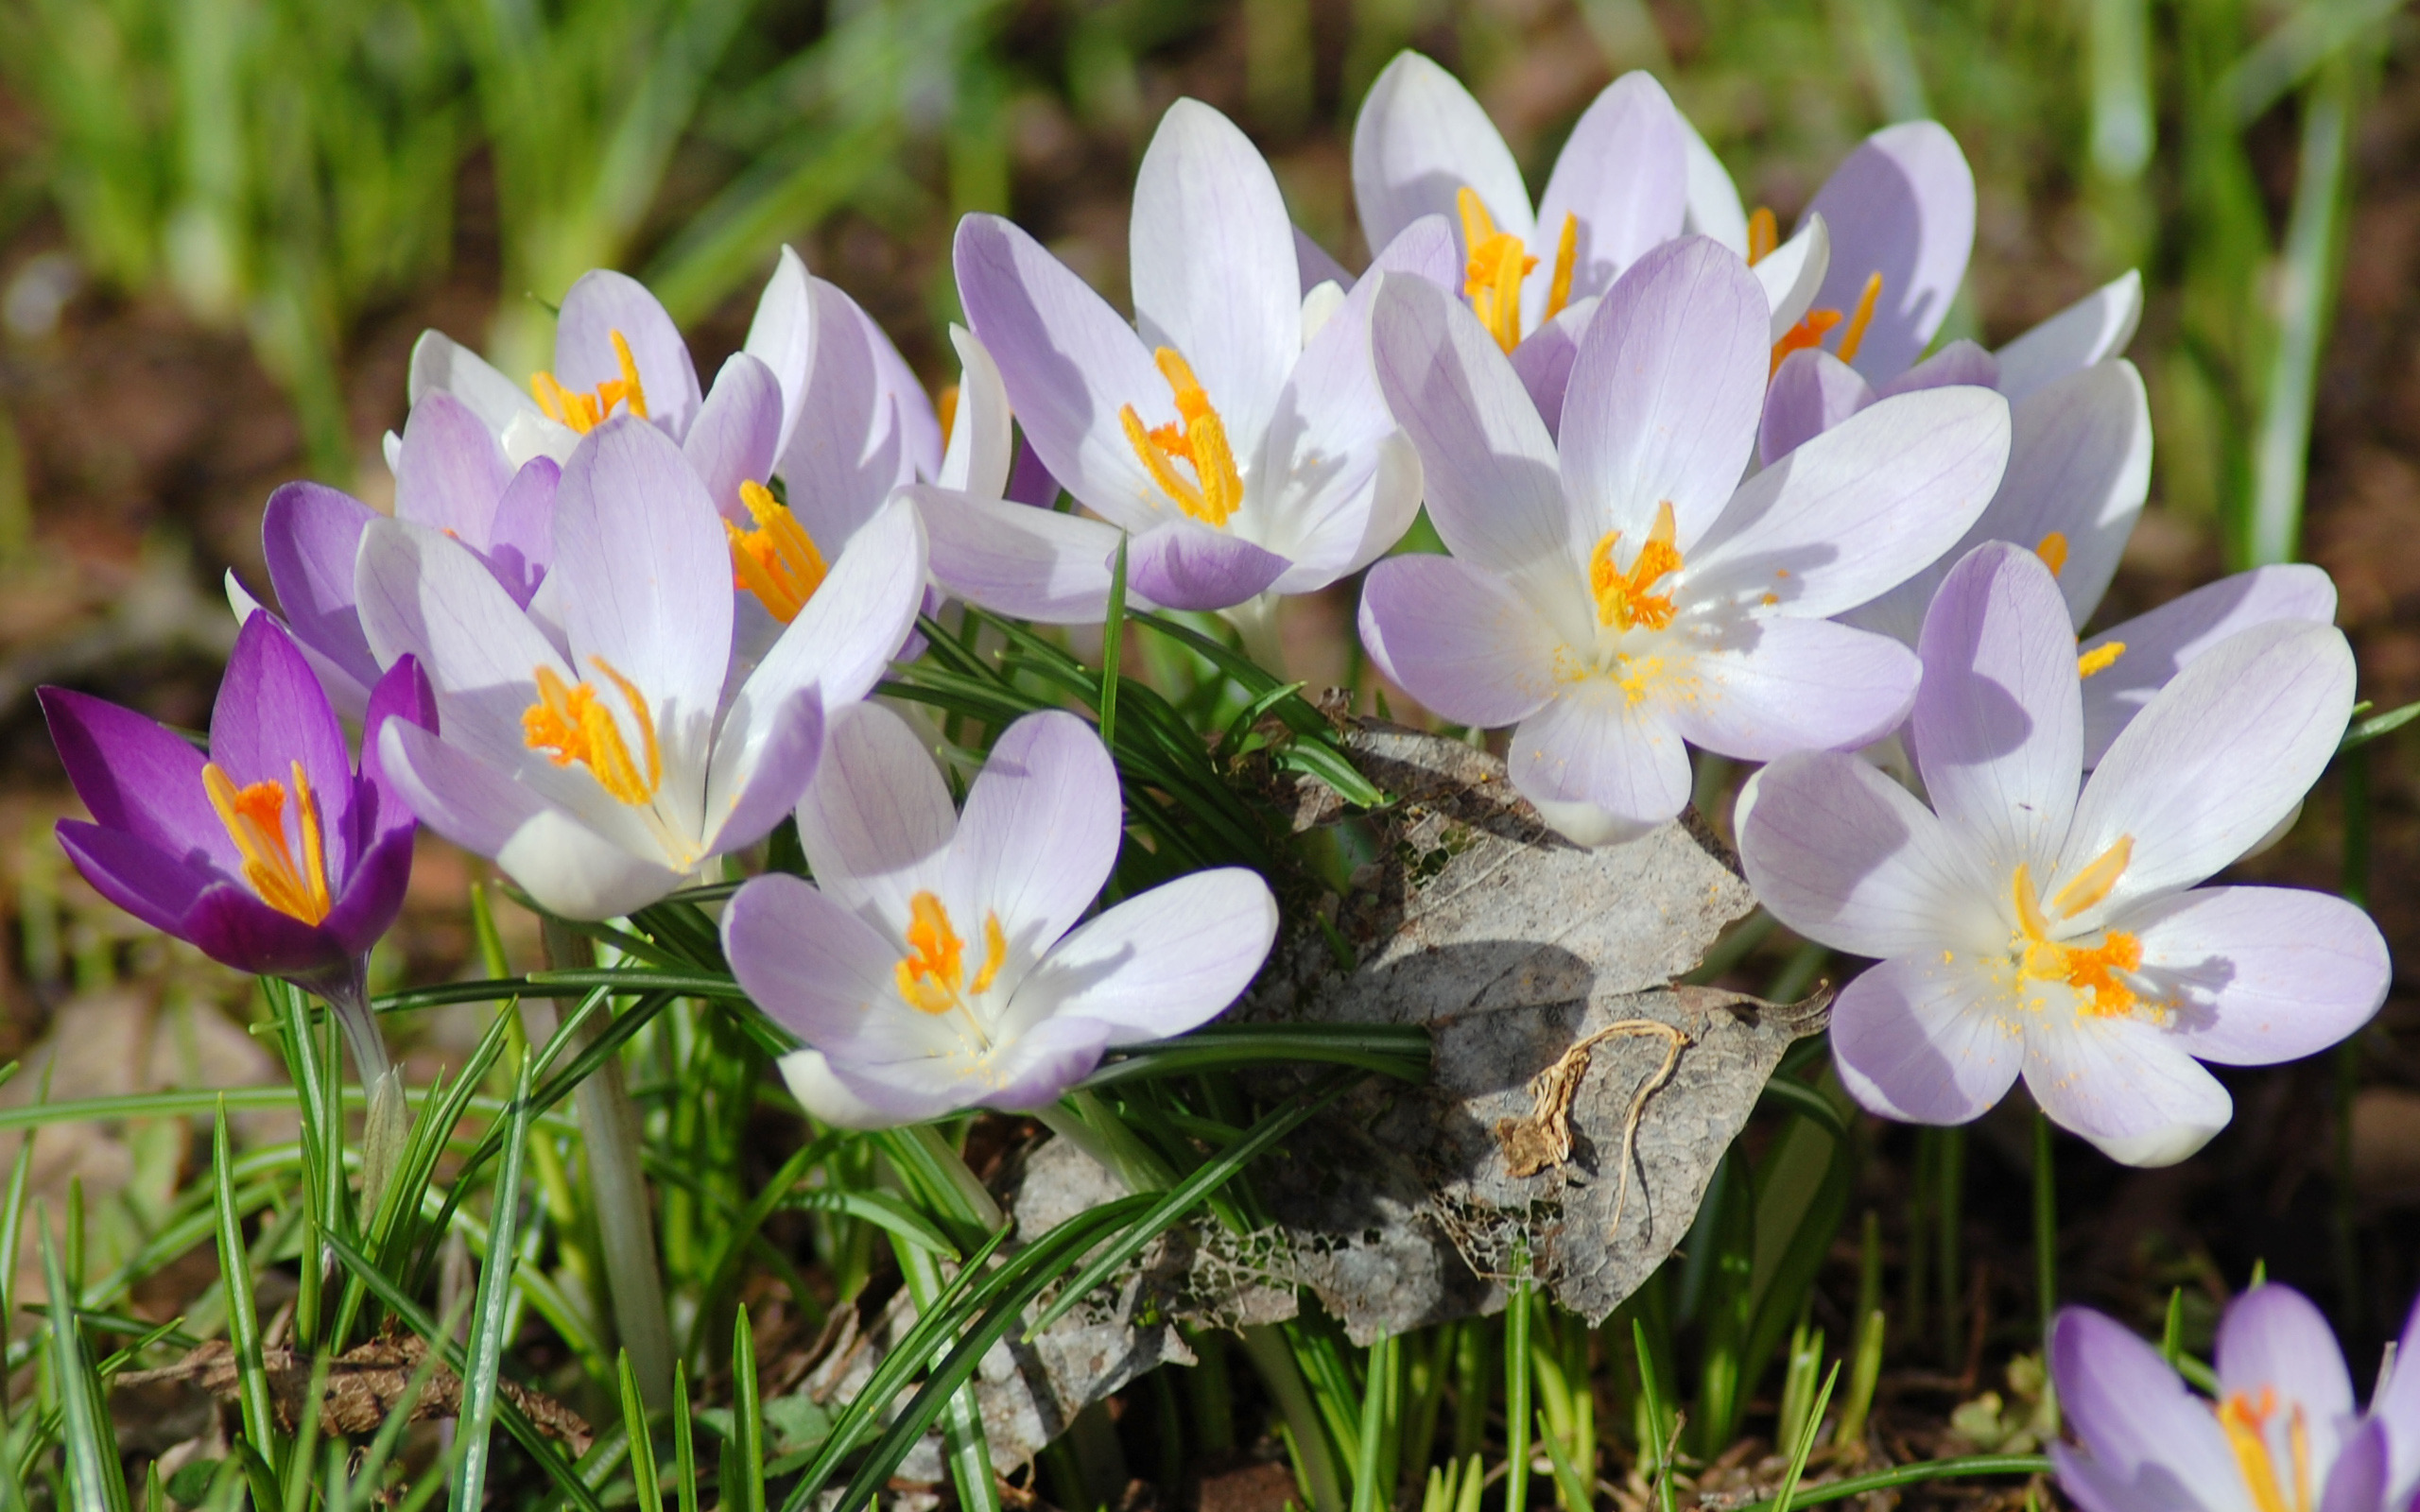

left=317, top=964, right=406, bottom=1214
left=1242, top=1322, right=1346, bottom=1512
left=541, top=916, right=674, bottom=1412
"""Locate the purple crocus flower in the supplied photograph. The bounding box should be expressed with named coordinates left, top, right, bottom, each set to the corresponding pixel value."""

left=1738, top=542, right=2387, bottom=1165
left=723, top=704, right=1278, bottom=1128
left=2052, top=1284, right=2420, bottom=1512
left=41, top=612, right=433, bottom=1083
left=1358, top=236, right=2011, bottom=846
left=355, top=414, right=927, bottom=920
left=956, top=98, right=1454, bottom=620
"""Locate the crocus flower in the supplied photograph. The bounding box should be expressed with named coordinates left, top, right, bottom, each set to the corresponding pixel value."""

left=1359, top=236, right=2010, bottom=845
left=41, top=612, right=432, bottom=1085
left=723, top=703, right=1278, bottom=1128
left=356, top=414, right=926, bottom=920
left=957, top=97, right=1450, bottom=619
left=1738, top=542, right=2387, bottom=1165
left=2051, top=1283, right=2420, bottom=1512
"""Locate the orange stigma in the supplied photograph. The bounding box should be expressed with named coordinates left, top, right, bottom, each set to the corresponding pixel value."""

left=530, top=329, right=651, bottom=433
left=1767, top=271, right=1887, bottom=375
left=894, top=891, right=1009, bottom=1016
left=521, top=658, right=661, bottom=806
left=1455, top=188, right=1579, bottom=353
left=1120, top=347, right=1244, bottom=528
left=2011, top=847, right=2147, bottom=1018
left=203, top=761, right=333, bottom=925
left=1588, top=501, right=1684, bottom=632
left=727, top=480, right=828, bottom=623
left=1746, top=207, right=1778, bottom=266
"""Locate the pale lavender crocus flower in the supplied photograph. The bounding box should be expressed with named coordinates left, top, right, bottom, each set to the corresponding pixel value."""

left=355, top=414, right=926, bottom=919
left=1358, top=236, right=2010, bottom=846
left=956, top=97, right=1451, bottom=630
left=723, top=704, right=1278, bottom=1128
left=1739, top=542, right=2387, bottom=1165
left=2052, top=1284, right=2420, bottom=1512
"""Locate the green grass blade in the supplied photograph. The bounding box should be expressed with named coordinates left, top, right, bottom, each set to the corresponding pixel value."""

left=451, top=1052, right=537, bottom=1510
left=621, top=1351, right=661, bottom=1509
left=40, top=1221, right=120, bottom=1512
left=1729, top=1455, right=2052, bottom=1512
left=673, top=1368, right=700, bottom=1512
left=212, top=1100, right=282, bottom=1486
left=1100, top=533, right=1130, bottom=752
left=1770, top=1361, right=1841, bottom=1512
left=726, top=1305, right=766, bottom=1512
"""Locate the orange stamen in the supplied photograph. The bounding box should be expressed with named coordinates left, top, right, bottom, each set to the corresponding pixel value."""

left=2078, top=641, right=2126, bottom=679
left=1746, top=207, right=1778, bottom=266
left=529, top=327, right=652, bottom=434
left=1770, top=308, right=1846, bottom=376
left=521, top=659, right=660, bottom=806
left=2035, top=531, right=2069, bottom=576
left=727, top=480, right=829, bottom=623
left=1457, top=187, right=1537, bottom=352
left=202, top=760, right=334, bottom=925
left=1836, top=271, right=1884, bottom=364
left=2012, top=858, right=2146, bottom=1018
left=1587, top=501, right=1683, bottom=632
left=894, top=893, right=1009, bottom=1015
left=1119, top=348, right=1243, bottom=527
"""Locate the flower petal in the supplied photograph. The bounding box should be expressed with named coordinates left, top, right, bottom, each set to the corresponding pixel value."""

left=1829, top=953, right=2023, bottom=1124
left=1509, top=300, right=1593, bottom=440
left=394, top=390, right=512, bottom=540
left=1131, top=98, right=1299, bottom=455
left=2217, top=1284, right=2355, bottom=1484
left=1910, top=541, right=2082, bottom=880
left=1996, top=269, right=2144, bottom=404
left=743, top=246, right=815, bottom=461
left=2377, top=1296, right=2420, bottom=1497
left=796, top=699, right=956, bottom=928
left=1530, top=72, right=1688, bottom=314
left=2050, top=1307, right=2242, bottom=1511
left=42, top=690, right=231, bottom=872
left=2081, top=564, right=2338, bottom=765
left=945, top=710, right=1121, bottom=955
left=684, top=352, right=784, bottom=521
left=407, top=328, right=537, bottom=437
left=2022, top=1012, right=2232, bottom=1166
left=938, top=327, right=1013, bottom=499
left=1351, top=50, right=1533, bottom=252
left=1802, top=121, right=1976, bottom=379
left=1876, top=339, right=1999, bottom=398
left=262, top=482, right=386, bottom=714
left=723, top=871, right=907, bottom=1045
left=1357, top=554, right=1560, bottom=729
left=956, top=214, right=1171, bottom=532
left=211, top=613, right=357, bottom=877
left=702, top=685, right=823, bottom=856
left=1506, top=685, right=1692, bottom=827
left=2319, top=1421, right=2389, bottom=1512
left=1755, top=214, right=1830, bottom=338
left=1757, top=348, right=1876, bottom=466
left=1667, top=616, right=1918, bottom=762
left=913, top=485, right=1128, bottom=625
left=777, top=280, right=913, bottom=547
left=2125, top=885, right=2388, bottom=1066
left=731, top=493, right=925, bottom=764
left=1125, top=521, right=1288, bottom=611
left=1738, top=749, right=1998, bottom=958
left=859, top=300, right=941, bottom=485
left=554, top=269, right=701, bottom=438
left=979, top=1015, right=1120, bottom=1112
left=1559, top=237, right=1767, bottom=553
left=356, top=655, right=436, bottom=853
left=1691, top=385, right=2011, bottom=620
left=1295, top=227, right=1353, bottom=295
left=51, top=820, right=232, bottom=954
left=1680, top=119, right=1749, bottom=254
left=483, top=457, right=559, bottom=609
left=777, top=1049, right=908, bottom=1130
left=1011, top=868, right=1277, bottom=1045
left=2063, top=620, right=2356, bottom=918
left=1370, top=272, right=1568, bottom=577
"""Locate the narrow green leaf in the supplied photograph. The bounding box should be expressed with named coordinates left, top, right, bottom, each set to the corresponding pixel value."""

left=1100, top=534, right=1130, bottom=753
left=1728, top=1456, right=2052, bottom=1512
left=452, top=1053, right=537, bottom=1509
left=1770, top=1361, right=1841, bottom=1512
left=212, top=1101, right=282, bottom=1483
left=621, top=1351, right=661, bottom=1509
left=673, top=1368, right=701, bottom=1512
left=727, top=1306, right=765, bottom=1512
left=40, top=1221, right=118, bottom=1512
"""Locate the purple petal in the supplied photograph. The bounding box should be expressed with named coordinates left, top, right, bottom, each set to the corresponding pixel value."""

left=354, top=652, right=436, bottom=860
left=1909, top=541, right=2081, bottom=878
left=1530, top=72, right=1688, bottom=312
left=722, top=871, right=905, bottom=1046
left=1877, top=339, right=1999, bottom=398
left=261, top=482, right=385, bottom=713
left=394, top=389, right=513, bottom=541
left=2322, top=1421, right=2390, bottom=1512
left=1802, top=121, right=1977, bottom=379
left=406, top=328, right=536, bottom=437
left=1506, top=689, right=1692, bottom=827
left=2081, top=563, right=2337, bottom=765
left=1294, top=226, right=1353, bottom=296
left=2128, top=885, right=2388, bottom=1066
left=2219, top=1284, right=2355, bottom=1482
left=1369, top=273, right=1569, bottom=576
left=1738, top=749, right=1996, bottom=959
left=945, top=710, right=1121, bottom=956
left=1510, top=300, right=1592, bottom=441
left=2023, top=1014, right=2232, bottom=1166
left=1667, top=616, right=1917, bottom=761
left=980, top=1014, right=1119, bottom=1112
left=211, top=613, right=356, bottom=879
left=859, top=300, right=941, bottom=485
left=1125, top=521, right=1288, bottom=611
left=685, top=352, right=784, bottom=521
left=2379, top=1297, right=2420, bottom=1497
left=777, top=1049, right=907, bottom=1129
left=1559, top=238, right=1767, bottom=554
left=913, top=485, right=1128, bottom=626
left=777, top=280, right=909, bottom=547
left=62, top=817, right=352, bottom=981
left=1357, top=553, right=1559, bottom=729
left=736, top=492, right=925, bottom=722
left=1011, top=868, right=1277, bottom=1045
left=2064, top=621, right=2355, bottom=919
left=1759, top=349, right=1876, bottom=465
left=482, top=457, right=559, bottom=607
left=554, top=269, right=701, bottom=439
left=1830, top=953, right=2022, bottom=1124
left=704, top=685, right=823, bottom=856
left=1681, top=120, right=1749, bottom=253
left=55, top=820, right=224, bottom=947
left=1131, top=99, right=1299, bottom=456
left=744, top=246, right=814, bottom=461
left=795, top=700, right=957, bottom=927
left=1996, top=269, right=2143, bottom=404
left=1351, top=51, right=1533, bottom=253
left=2050, top=1307, right=2242, bottom=1509
left=41, top=688, right=232, bottom=873
left=315, top=823, right=414, bottom=959
left=1005, top=436, right=1061, bottom=507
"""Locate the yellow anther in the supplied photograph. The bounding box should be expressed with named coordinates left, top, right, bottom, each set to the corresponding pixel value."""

left=1457, top=188, right=1536, bottom=353
left=1119, top=347, right=1243, bottom=528
left=2035, top=531, right=2069, bottom=577
left=2012, top=860, right=2145, bottom=1018
left=203, top=760, right=334, bottom=926
left=2078, top=641, right=2126, bottom=679
left=894, top=892, right=1009, bottom=1015
left=727, top=480, right=828, bottom=623
left=1542, top=213, right=1579, bottom=326
left=1769, top=308, right=1846, bottom=376
left=1836, top=271, right=1884, bottom=365
left=1746, top=207, right=1778, bottom=266
left=2218, top=1390, right=2302, bottom=1512
left=937, top=384, right=960, bottom=448
left=522, top=659, right=661, bottom=806
left=2051, top=836, right=2133, bottom=919
left=1588, top=501, right=1683, bottom=632
left=529, top=327, right=651, bottom=434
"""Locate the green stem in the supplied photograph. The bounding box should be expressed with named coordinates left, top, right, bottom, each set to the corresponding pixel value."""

left=1504, top=1273, right=1533, bottom=1512
left=1729, top=1456, right=2053, bottom=1512
left=1243, top=1324, right=1346, bottom=1512
left=2032, top=1111, right=2061, bottom=1433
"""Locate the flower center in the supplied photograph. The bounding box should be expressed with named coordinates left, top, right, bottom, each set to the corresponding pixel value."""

left=894, top=891, right=1009, bottom=1019
left=522, top=658, right=661, bottom=807
left=203, top=760, right=333, bottom=926
left=1455, top=188, right=1578, bottom=354
left=727, top=480, right=828, bottom=623
left=2217, top=1387, right=2312, bottom=1512
left=1119, top=348, right=1243, bottom=528
left=1588, top=501, right=1684, bottom=633
left=1754, top=202, right=1884, bottom=376
left=2009, top=843, right=2146, bottom=1017
left=529, top=329, right=650, bottom=434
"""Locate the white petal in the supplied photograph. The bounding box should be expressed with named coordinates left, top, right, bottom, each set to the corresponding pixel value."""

left=1351, top=51, right=1534, bottom=252
left=1755, top=214, right=1831, bottom=339
left=1995, top=269, right=2144, bottom=404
